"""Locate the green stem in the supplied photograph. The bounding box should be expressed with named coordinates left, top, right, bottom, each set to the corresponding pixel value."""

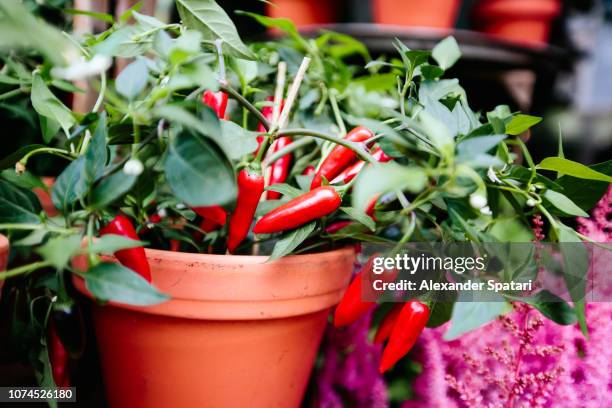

left=264, top=137, right=313, bottom=165
left=220, top=84, right=269, bottom=131
left=19, top=147, right=75, bottom=166
left=0, top=88, right=27, bottom=101
left=0, top=261, right=51, bottom=280
left=131, top=24, right=180, bottom=41
left=277, top=129, right=375, bottom=163
left=92, top=71, right=107, bottom=113
left=328, top=89, right=346, bottom=135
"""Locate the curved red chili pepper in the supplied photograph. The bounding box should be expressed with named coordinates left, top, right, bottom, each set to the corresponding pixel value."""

left=256, top=97, right=284, bottom=154
left=373, top=303, right=403, bottom=344
left=253, top=186, right=341, bottom=234
left=193, top=206, right=227, bottom=227
left=227, top=169, right=265, bottom=253
left=266, top=136, right=293, bottom=200
left=48, top=321, right=70, bottom=387
left=331, top=146, right=393, bottom=184
left=302, top=165, right=315, bottom=175
left=366, top=194, right=380, bottom=221
left=311, top=126, right=374, bottom=189
left=325, top=220, right=352, bottom=234
left=100, top=215, right=151, bottom=282
left=379, top=300, right=430, bottom=373
left=202, top=90, right=228, bottom=118
left=334, top=256, right=398, bottom=327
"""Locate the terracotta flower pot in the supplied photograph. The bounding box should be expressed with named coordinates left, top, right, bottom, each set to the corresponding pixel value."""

left=33, top=177, right=59, bottom=217
left=0, top=234, right=8, bottom=296
left=74, top=247, right=355, bottom=408
left=266, top=0, right=338, bottom=27
left=473, top=0, right=562, bottom=46
left=372, top=0, right=461, bottom=29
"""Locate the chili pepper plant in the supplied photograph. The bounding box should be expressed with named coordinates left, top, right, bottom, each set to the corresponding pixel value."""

left=0, top=0, right=610, bottom=392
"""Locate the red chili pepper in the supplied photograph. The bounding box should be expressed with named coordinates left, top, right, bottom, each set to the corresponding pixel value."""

left=325, top=220, right=352, bottom=234
left=256, top=97, right=284, bottom=153
left=227, top=169, right=265, bottom=253
left=334, top=256, right=398, bottom=327
left=311, top=126, right=373, bottom=189
left=169, top=239, right=180, bottom=252
left=302, top=165, right=315, bottom=175
left=373, top=303, right=403, bottom=344
left=379, top=300, right=430, bottom=373
left=366, top=194, right=380, bottom=220
left=331, top=147, right=392, bottom=184
left=253, top=186, right=341, bottom=234
left=48, top=321, right=70, bottom=387
left=266, top=136, right=293, bottom=200
left=202, top=90, right=228, bottom=118
left=100, top=215, right=151, bottom=282
left=193, top=206, right=227, bottom=227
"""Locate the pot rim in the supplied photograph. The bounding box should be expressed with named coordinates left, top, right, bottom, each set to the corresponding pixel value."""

left=74, top=246, right=356, bottom=320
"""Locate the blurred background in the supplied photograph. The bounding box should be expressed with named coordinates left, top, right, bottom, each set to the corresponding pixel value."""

left=1, top=0, right=611, bottom=406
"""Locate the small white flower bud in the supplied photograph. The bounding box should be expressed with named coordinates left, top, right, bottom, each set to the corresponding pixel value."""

left=480, top=206, right=492, bottom=216
left=526, top=198, right=537, bottom=207
left=487, top=167, right=501, bottom=184
left=123, top=158, right=144, bottom=176
left=469, top=193, right=487, bottom=209
left=15, top=162, right=26, bottom=175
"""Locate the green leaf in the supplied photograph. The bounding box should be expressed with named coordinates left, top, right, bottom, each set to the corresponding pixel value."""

left=444, top=295, right=512, bottom=340
left=557, top=225, right=589, bottom=336
left=505, top=114, right=542, bottom=135
left=115, top=59, right=149, bottom=100
left=31, top=74, right=75, bottom=141
left=265, top=183, right=303, bottom=199
left=418, top=110, right=455, bottom=161
left=85, top=234, right=146, bottom=254
left=353, top=163, right=427, bottom=212
left=237, top=11, right=308, bottom=50
left=556, top=160, right=612, bottom=211
left=506, top=290, right=577, bottom=325
left=0, top=180, right=42, bottom=223
left=340, top=207, right=375, bottom=231
left=426, top=301, right=454, bottom=328
left=51, top=156, right=86, bottom=211
left=84, top=262, right=170, bottom=306
left=92, top=25, right=151, bottom=57
left=165, top=130, right=236, bottom=207
left=176, top=0, right=254, bottom=60
left=268, top=222, right=316, bottom=261
left=538, top=157, right=612, bottom=182
left=432, top=36, right=461, bottom=70
left=1, top=170, right=45, bottom=190
left=36, top=234, right=82, bottom=270
left=90, top=171, right=136, bottom=209
left=544, top=190, right=589, bottom=217
left=218, top=120, right=259, bottom=159
left=84, top=113, right=108, bottom=184
left=154, top=105, right=220, bottom=142
left=64, top=8, right=115, bottom=24
left=457, top=135, right=506, bottom=157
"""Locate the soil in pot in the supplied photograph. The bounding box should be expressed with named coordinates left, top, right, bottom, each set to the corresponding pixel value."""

left=372, top=0, right=461, bottom=29
left=73, top=247, right=355, bottom=408
left=473, top=0, right=562, bottom=46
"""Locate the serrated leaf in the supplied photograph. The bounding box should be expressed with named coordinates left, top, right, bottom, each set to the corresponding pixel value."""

left=84, top=262, right=169, bottom=306
left=176, top=0, right=254, bottom=60
left=268, top=222, right=316, bottom=261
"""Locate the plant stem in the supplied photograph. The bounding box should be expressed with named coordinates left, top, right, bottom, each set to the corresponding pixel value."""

left=0, top=261, right=51, bottom=280
left=277, top=128, right=375, bottom=163
left=264, top=137, right=313, bottom=166
left=328, top=88, right=346, bottom=135
left=92, top=71, right=107, bottom=113
left=220, top=83, right=269, bottom=131
left=0, top=88, right=26, bottom=101
left=276, top=57, right=310, bottom=131
left=19, top=147, right=75, bottom=165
